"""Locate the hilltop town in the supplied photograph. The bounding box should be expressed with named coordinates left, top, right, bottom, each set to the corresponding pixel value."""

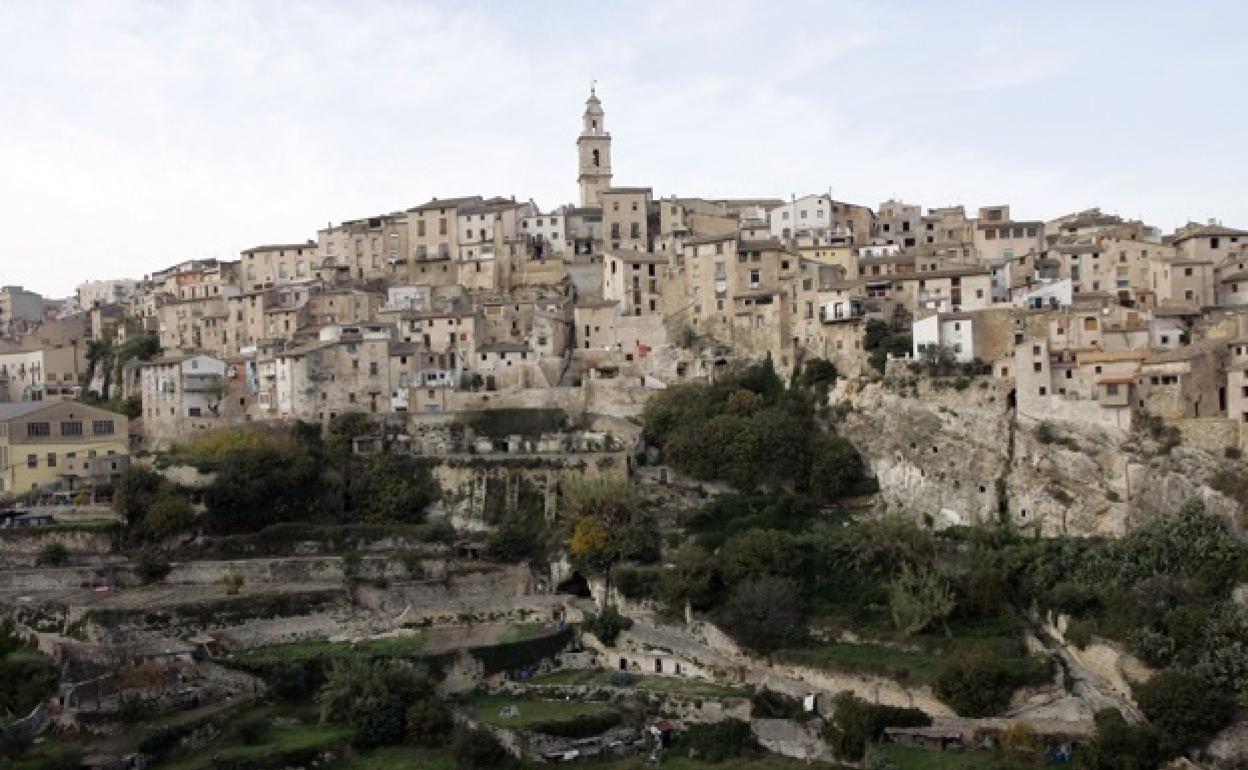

left=1, top=89, right=1247, bottom=770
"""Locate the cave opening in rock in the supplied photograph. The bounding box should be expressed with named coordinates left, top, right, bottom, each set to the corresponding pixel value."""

left=556, top=571, right=591, bottom=597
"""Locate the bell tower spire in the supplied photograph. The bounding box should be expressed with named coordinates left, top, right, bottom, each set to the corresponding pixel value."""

left=577, top=83, right=612, bottom=208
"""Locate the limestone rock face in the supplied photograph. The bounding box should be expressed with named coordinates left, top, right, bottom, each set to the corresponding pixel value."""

left=839, top=376, right=1241, bottom=537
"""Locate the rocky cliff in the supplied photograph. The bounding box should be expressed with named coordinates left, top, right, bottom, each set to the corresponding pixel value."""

left=838, top=372, right=1244, bottom=537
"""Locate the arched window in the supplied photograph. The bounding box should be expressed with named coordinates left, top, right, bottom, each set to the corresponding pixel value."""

left=591, top=119, right=597, bottom=129
left=592, top=149, right=600, bottom=167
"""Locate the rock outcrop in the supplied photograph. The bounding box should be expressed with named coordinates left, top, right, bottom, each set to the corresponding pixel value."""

left=839, top=374, right=1242, bottom=537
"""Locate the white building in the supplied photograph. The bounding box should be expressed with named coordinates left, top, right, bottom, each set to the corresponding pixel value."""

left=77, top=279, right=140, bottom=309
left=769, top=194, right=833, bottom=240
left=913, top=313, right=977, bottom=363
left=1015, top=279, right=1073, bottom=310
left=521, top=207, right=571, bottom=258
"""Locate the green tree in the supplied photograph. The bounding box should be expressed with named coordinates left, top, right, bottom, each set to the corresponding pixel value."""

left=808, top=435, right=866, bottom=502
left=36, top=543, right=69, bottom=567
left=564, top=476, right=658, bottom=583
left=1133, top=670, right=1238, bottom=750
left=662, top=544, right=721, bottom=612
left=798, top=358, right=838, bottom=392
left=452, top=727, right=517, bottom=770
left=680, top=719, right=765, bottom=762
left=405, top=699, right=452, bottom=747
left=135, top=494, right=194, bottom=541
left=719, top=528, right=804, bottom=585
left=112, top=465, right=168, bottom=524
left=932, top=646, right=1045, bottom=717
left=583, top=605, right=634, bottom=646
left=716, top=577, right=807, bottom=654
left=134, top=551, right=172, bottom=584
left=823, top=691, right=930, bottom=761
left=353, top=455, right=436, bottom=524
left=888, top=564, right=955, bottom=637
left=1078, top=708, right=1175, bottom=770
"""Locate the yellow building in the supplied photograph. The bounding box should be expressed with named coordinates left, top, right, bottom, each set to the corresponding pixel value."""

left=797, top=244, right=856, bottom=275
left=0, top=401, right=129, bottom=495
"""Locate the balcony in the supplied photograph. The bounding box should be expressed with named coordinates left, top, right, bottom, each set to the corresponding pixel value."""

left=820, top=300, right=866, bottom=323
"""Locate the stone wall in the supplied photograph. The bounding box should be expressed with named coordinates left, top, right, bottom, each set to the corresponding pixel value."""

left=1175, top=417, right=1240, bottom=455
left=0, top=528, right=116, bottom=560
left=430, top=453, right=629, bottom=529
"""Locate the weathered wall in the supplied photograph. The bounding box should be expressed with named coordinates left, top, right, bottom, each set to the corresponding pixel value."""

left=841, top=374, right=1243, bottom=537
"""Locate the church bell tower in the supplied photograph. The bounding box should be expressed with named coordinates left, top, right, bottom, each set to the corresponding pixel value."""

left=577, top=84, right=612, bottom=208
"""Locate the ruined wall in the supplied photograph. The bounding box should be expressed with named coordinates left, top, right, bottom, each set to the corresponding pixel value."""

left=430, top=453, right=629, bottom=529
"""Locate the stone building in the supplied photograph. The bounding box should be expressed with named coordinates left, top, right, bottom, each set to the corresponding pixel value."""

left=576, top=86, right=612, bottom=208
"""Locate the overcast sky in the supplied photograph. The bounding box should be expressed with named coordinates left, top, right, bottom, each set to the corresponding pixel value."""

left=2, top=0, right=1246, bottom=297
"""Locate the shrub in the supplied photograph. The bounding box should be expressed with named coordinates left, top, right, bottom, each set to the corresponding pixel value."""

left=233, top=716, right=271, bottom=745
left=36, top=543, right=69, bottom=567
left=583, top=605, right=633, bottom=647
left=1133, top=670, right=1238, bottom=750
left=452, top=727, right=517, bottom=770
left=405, top=699, right=452, bottom=747
left=613, top=565, right=663, bottom=600
left=398, top=550, right=425, bottom=579
left=716, top=577, right=807, bottom=654
left=823, top=691, right=930, bottom=761
left=116, top=694, right=151, bottom=724
left=1033, top=422, right=1055, bottom=444
left=348, top=692, right=407, bottom=748
left=135, top=551, right=172, bottom=584
left=532, top=711, right=621, bottom=738
left=681, top=719, right=764, bottom=763
left=136, top=494, right=195, bottom=541
left=223, top=572, right=244, bottom=596
left=38, top=748, right=83, bottom=770
left=932, top=646, right=1049, bottom=717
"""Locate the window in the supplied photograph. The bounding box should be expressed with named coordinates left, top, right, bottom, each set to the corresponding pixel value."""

left=61, top=421, right=83, bottom=437
left=27, top=422, right=50, bottom=438
left=1210, top=237, right=1220, bottom=249
left=46, top=452, right=56, bottom=468
left=27, top=454, right=36, bottom=468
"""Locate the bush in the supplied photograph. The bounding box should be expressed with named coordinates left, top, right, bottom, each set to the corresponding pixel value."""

left=348, top=692, right=407, bottom=748
left=613, top=565, right=663, bottom=600
left=1133, top=670, right=1238, bottom=750
left=716, top=577, right=807, bottom=654
left=136, top=494, right=195, bottom=541
left=533, top=711, right=621, bottom=738
left=452, top=727, right=517, bottom=770
left=405, top=699, right=452, bottom=747
left=38, top=748, right=83, bottom=770
left=823, top=691, right=930, bottom=761
left=135, top=551, right=172, bottom=584
left=932, top=646, right=1049, bottom=717
left=36, top=543, right=69, bottom=567
left=398, top=550, right=425, bottom=579
left=233, top=716, right=270, bottom=745
left=681, top=719, right=764, bottom=763
left=583, top=605, right=633, bottom=647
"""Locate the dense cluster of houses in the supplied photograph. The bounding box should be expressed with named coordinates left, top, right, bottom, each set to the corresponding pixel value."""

left=4, top=86, right=1248, bottom=490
